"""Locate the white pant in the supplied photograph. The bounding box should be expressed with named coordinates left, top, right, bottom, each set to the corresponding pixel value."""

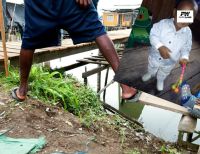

left=147, top=53, right=176, bottom=82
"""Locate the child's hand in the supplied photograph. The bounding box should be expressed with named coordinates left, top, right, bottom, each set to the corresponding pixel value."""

left=196, top=98, right=200, bottom=105
left=158, top=46, right=171, bottom=59
left=76, top=0, right=92, bottom=8
left=179, top=59, right=188, bottom=65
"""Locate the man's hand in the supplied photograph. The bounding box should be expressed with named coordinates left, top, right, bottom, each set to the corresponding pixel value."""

left=76, top=0, right=92, bottom=8
left=179, top=59, right=188, bottom=66
left=158, top=46, right=171, bottom=59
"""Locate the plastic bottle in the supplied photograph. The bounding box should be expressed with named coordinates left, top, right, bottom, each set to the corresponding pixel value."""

left=181, top=84, right=196, bottom=109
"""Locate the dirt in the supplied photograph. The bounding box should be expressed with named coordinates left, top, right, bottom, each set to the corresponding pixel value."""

left=0, top=92, right=196, bottom=154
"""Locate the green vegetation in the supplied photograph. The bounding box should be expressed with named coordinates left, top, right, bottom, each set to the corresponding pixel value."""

left=160, top=145, right=181, bottom=154
left=125, top=149, right=140, bottom=154
left=0, top=66, right=105, bottom=124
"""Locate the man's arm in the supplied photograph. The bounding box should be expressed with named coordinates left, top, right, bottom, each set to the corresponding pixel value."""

left=76, top=0, right=92, bottom=8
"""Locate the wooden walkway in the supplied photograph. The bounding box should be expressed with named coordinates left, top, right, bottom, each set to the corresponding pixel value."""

left=114, top=39, right=200, bottom=103
left=0, top=29, right=131, bottom=67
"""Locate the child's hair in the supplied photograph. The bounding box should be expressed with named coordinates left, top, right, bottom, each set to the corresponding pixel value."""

left=176, top=0, right=199, bottom=17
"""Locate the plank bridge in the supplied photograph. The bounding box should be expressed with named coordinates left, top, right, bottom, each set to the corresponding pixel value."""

left=0, top=29, right=131, bottom=69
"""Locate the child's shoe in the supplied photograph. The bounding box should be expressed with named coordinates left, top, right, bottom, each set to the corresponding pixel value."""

left=142, top=73, right=152, bottom=82
left=157, top=80, right=164, bottom=91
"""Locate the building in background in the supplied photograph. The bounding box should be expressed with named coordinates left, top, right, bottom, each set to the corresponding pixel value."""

left=102, top=4, right=140, bottom=31
left=103, top=9, right=139, bottom=31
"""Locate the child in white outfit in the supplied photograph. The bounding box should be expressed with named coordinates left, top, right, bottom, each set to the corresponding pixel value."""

left=142, top=0, right=198, bottom=91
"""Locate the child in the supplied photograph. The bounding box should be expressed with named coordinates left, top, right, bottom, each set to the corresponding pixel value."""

left=142, top=0, right=198, bottom=91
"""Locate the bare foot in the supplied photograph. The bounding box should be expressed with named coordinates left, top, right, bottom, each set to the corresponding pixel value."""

left=17, top=84, right=28, bottom=99
left=121, top=84, right=137, bottom=99
left=16, top=89, right=27, bottom=100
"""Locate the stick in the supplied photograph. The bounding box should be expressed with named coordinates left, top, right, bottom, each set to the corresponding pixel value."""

left=97, top=79, right=115, bottom=95
left=0, top=0, right=9, bottom=76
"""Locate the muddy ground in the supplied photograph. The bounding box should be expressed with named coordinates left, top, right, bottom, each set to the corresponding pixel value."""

left=0, top=91, right=196, bottom=154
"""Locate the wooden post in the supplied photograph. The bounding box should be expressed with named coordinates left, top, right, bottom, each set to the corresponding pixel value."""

left=198, top=146, right=200, bottom=154
left=0, top=0, right=9, bottom=76
left=43, top=61, right=51, bottom=69
left=97, top=51, right=101, bottom=93
left=84, top=66, right=87, bottom=86
left=178, top=115, right=197, bottom=145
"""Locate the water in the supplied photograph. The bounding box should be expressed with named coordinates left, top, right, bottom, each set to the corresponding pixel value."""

left=50, top=49, right=200, bottom=143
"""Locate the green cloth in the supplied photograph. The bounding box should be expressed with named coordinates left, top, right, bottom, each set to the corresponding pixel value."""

left=0, top=135, right=46, bottom=154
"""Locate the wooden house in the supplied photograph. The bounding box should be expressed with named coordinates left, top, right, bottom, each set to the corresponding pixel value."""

left=103, top=9, right=137, bottom=30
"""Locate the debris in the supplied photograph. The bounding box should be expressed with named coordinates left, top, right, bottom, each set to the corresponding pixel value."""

left=0, top=101, right=5, bottom=106
left=0, top=111, right=5, bottom=117
left=19, top=106, right=25, bottom=111
left=47, top=128, right=58, bottom=132
left=65, top=120, right=73, bottom=127
left=45, top=107, right=56, bottom=117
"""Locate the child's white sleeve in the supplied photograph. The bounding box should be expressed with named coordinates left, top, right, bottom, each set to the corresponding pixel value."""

left=180, top=30, right=192, bottom=60
left=150, top=20, right=164, bottom=50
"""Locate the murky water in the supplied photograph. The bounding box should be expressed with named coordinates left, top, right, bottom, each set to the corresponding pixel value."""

left=50, top=49, right=200, bottom=144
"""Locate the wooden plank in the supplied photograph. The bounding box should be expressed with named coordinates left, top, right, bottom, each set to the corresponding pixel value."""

left=85, top=57, right=106, bottom=61
left=138, top=92, right=189, bottom=115
left=0, top=47, right=20, bottom=54
left=178, top=115, right=197, bottom=133
left=115, top=42, right=200, bottom=102
left=0, top=29, right=130, bottom=65
left=77, top=59, right=109, bottom=65
left=0, top=51, right=19, bottom=57
left=82, top=65, right=108, bottom=78
left=52, top=62, right=87, bottom=72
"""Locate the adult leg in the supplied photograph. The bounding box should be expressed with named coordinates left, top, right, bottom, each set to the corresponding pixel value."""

left=16, top=49, right=34, bottom=99
left=95, top=34, right=137, bottom=99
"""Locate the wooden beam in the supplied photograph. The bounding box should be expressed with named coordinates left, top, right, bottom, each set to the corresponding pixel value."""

left=178, top=115, right=197, bottom=133
left=82, top=65, right=108, bottom=78
left=85, top=57, right=107, bottom=61
left=77, top=59, right=109, bottom=65
left=102, top=102, right=143, bottom=127
left=138, top=92, right=190, bottom=115
left=7, top=36, right=127, bottom=66
left=52, top=62, right=87, bottom=72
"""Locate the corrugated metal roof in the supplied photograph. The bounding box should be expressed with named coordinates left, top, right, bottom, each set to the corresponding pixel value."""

left=6, top=0, right=24, bottom=4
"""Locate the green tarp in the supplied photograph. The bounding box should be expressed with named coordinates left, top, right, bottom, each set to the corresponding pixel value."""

left=0, top=135, right=46, bottom=154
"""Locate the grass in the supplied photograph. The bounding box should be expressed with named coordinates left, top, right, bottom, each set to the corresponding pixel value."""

left=0, top=65, right=105, bottom=123
left=160, top=145, right=181, bottom=154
